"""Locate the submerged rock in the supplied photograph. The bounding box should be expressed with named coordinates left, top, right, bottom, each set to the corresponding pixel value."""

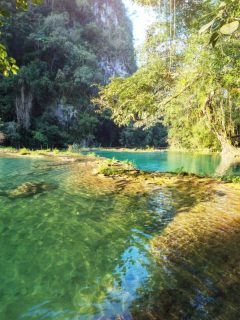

left=0, top=189, right=6, bottom=197
left=7, top=182, right=57, bottom=198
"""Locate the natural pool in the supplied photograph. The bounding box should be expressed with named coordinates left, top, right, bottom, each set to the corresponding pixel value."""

left=0, top=156, right=240, bottom=320
left=86, top=150, right=240, bottom=176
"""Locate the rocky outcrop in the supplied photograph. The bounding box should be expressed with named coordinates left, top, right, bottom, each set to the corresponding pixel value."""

left=91, top=0, right=136, bottom=82
left=54, top=102, right=77, bottom=126
left=0, top=182, right=57, bottom=198
left=54, top=0, right=135, bottom=124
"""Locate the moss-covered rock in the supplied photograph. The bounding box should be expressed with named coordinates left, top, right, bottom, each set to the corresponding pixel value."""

left=7, top=182, right=57, bottom=198
left=96, top=158, right=139, bottom=177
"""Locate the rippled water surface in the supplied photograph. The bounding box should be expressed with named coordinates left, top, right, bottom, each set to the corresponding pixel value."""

left=0, top=156, right=240, bottom=320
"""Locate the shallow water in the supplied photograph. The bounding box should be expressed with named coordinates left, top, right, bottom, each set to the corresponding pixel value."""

left=0, top=157, right=240, bottom=320
left=87, top=150, right=240, bottom=176
left=0, top=157, right=177, bottom=319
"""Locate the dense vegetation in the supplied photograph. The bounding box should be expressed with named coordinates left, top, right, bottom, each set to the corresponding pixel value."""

left=0, top=0, right=167, bottom=149
left=96, top=0, right=240, bottom=153
left=0, top=0, right=239, bottom=152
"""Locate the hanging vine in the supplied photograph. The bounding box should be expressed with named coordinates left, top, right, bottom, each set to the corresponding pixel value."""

left=156, top=0, right=177, bottom=68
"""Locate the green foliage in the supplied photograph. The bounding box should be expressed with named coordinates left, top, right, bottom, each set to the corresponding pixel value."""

left=19, top=147, right=30, bottom=155
left=2, top=122, right=21, bottom=147
left=0, top=44, right=19, bottom=77
left=32, top=131, right=48, bottom=148
left=15, top=0, right=43, bottom=10
left=0, top=0, right=140, bottom=149
left=97, top=158, right=136, bottom=176
left=199, top=0, right=240, bottom=47
left=120, top=124, right=167, bottom=148
left=2, top=0, right=239, bottom=152
left=0, top=0, right=43, bottom=76
left=94, top=58, right=172, bottom=126
left=87, top=152, right=98, bottom=157
left=163, top=33, right=240, bottom=151
left=221, top=175, right=240, bottom=183
left=96, top=0, right=240, bottom=152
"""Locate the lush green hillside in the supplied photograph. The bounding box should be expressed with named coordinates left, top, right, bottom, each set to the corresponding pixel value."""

left=0, top=0, right=156, bottom=148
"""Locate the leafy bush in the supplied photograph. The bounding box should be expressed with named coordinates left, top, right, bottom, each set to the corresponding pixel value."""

left=222, top=176, right=240, bottom=183
left=52, top=148, right=60, bottom=155
left=19, top=148, right=30, bottom=155
left=87, top=152, right=98, bottom=157
left=97, top=158, right=135, bottom=176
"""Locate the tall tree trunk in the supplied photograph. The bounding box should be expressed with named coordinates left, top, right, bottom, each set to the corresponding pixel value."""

left=215, top=154, right=240, bottom=176
left=216, top=133, right=240, bottom=157
left=16, top=86, right=33, bottom=131
left=215, top=133, right=240, bottom=176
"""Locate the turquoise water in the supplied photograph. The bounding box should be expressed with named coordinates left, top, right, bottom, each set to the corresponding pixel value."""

left=87, top=150, right=240, bottom=176
left=0, top=156, right=240, bottom=320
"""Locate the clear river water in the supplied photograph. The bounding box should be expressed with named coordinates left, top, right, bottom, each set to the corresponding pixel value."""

left=84, top=150, right=240, bottom=176
left=0, top=154, right=240, bottom=320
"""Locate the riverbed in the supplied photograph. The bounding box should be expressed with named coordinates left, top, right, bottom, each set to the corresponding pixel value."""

left=0, top=155, right=239, bottom=319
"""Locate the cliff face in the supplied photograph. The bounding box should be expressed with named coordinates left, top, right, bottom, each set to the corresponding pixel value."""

left=91, top=0, right=136, bottom=81
left=0, top=0, right=136, bottom=147
left=54, top=0, right=136, bottom=123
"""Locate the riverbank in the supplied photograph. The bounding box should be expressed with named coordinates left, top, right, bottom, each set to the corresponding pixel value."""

left=0, top=147, right=101, bottom=164
left=0, top=147, right=239, bottom=183
left=1, top=147, right=238, bottom=214
left=80, top=146, right=220, bottom=155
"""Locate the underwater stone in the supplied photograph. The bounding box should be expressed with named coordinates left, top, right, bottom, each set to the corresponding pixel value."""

left=8, top=182, right=57, bottom=198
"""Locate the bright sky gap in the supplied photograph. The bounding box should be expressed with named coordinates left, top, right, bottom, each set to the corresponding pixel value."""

left=123, top=0, right=157, bottom=47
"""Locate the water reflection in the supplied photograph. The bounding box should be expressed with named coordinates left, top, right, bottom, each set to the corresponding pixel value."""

left=87, top=150, right=240, bottom=177
left=88, top=150, right=224, bottom=176
left=166, top=152, right=221, bottom=176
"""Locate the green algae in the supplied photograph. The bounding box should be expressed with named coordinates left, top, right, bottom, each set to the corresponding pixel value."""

left=0, top=156, right=239, bottom=320
left=0, top=157, right=167, bottom=319
left=132, top=183, right=240, bottom=320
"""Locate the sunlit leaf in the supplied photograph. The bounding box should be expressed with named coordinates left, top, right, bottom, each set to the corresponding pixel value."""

left=220, top=21, right=239, bottom=35
left=199, top=20, right=215, bottom=34
left=3, top=69, right=9, bottom=77
left=219, top=1, right=226, bottom=8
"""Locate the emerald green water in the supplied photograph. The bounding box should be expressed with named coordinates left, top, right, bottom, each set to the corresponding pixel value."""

left=0, top=156, right=240, bottom=320
left=87, top=150, right=240, bottom=176
left=0, top=157, right=174, bottom=319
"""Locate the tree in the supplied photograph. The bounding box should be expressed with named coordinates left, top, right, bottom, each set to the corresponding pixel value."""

left=94, top=58, right=173, bottom=126
left=0, top=0, right=42, bottom=76
left=162, top=34, right=240, bottom=153
left=0, top=0, right=138, bottom=148
left=96, top=0, right=240, bottom=154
